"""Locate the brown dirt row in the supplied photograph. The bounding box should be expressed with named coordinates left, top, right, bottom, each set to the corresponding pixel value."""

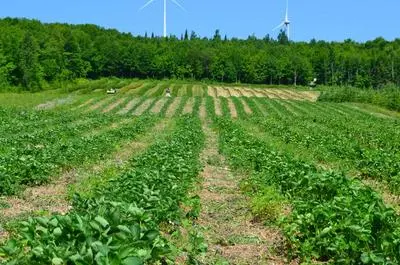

left=234, top=87, right=245, bottom=97
left=102, top=97, right=127, bottom=113
left=132, top=98, right=155, bottom=116
left=183, top=97, right=195, bottom=114
left=214, top=97, right=223, bottom=116
left=199, top=98, right=207, bottom=119
left=86, top=97, right=114, bottom=112
left=240, top=88, right=255, bottom=97
left=195, top=121, right=290, bottom=265
left=265, top=89, right=289, bottom=100
left=150, top=98, right=168, bottom=114
left=254, top=89, right=276, bottom=99
left=240, top=98, right=253, bottom=114
left=215, top=87, right=230, bottom=97
left=228, top=87, right=241, bottom=97
left=207, top=86, right=217, bottom=97
left=143, top=84, right=161, bottom=97
left=227, top=97, right=238, bottom=118
left=166, top=97, right=182, bottom=117
left=117, top=98, right=141, bottom=114
left=297, top=91, right=321, bottom=102
left=76, top=98, right=95, bottom=109
left=281, top=89, right=307, bottom=100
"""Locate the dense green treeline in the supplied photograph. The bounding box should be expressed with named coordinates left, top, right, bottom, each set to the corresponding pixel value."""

left=0, top=18, right=400, bottom=90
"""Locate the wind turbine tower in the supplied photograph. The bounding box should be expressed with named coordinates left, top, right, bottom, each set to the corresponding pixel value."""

left=140, top=0, right=185, bottom=38
left=273, top=0, right=291, bottom=39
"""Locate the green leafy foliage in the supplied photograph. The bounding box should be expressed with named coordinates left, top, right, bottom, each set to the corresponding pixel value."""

left=248, top=99, right=400, bottom=193
left=0, top=115, right=205, bottom=264
left=215, top=117, right=400, bottom=264
left=0, top=198, right=169, bottom=265
left=0, top=107, right=158, bottom=195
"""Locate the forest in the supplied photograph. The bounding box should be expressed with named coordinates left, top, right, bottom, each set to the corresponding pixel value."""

left=0, top=17, right=399, bottom=90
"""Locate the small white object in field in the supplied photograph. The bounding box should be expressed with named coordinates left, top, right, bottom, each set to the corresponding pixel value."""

left=107, top=88, right=117, bottom=94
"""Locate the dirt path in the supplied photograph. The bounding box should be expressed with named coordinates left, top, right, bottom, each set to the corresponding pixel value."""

left=216, top=87, right=230, bottom=98
left=117, top=98, right=140, bottom=114
left=75, top=98, right=95, bottom=109
left=183, top=97, right=195, bottom=114
left=297, top=91, right=320, bottom=102
left=166, top=97, right=182, bottom=117
left=199, top=99, right=207, bottom=119
left=103, top=97, right=126, bottom=113
left=281, top=90, right=306, bottom=101
left=214, top=97, right=223, bottom=116
left=228, top=87, right=241, bottom=97
left=239, top=98, right=253, bottom=115
left=132, top=98, right=154, bottom=116
left=86, top=97, right=114, bottom=112
left=227, top=98, right=238, bottom=118
left=150, top=98, right=168, bottom=114
left=143, top=84, right=160, bottom=97
left=240, top=88, right=255, bottom=97
left=196, top=122, right=287, bottom=265
left=207, top=86, right=217, bottom=97
left=0, top=119, right=172, bottom=222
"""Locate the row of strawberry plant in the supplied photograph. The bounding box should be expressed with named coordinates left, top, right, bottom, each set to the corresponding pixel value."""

left=0, top=115, right=205, bottom=264
left=215, top=117, right=400, bottom=264
left=247, top=101, right=400, bottom=192
left=0, top=108, right=157, bottom=195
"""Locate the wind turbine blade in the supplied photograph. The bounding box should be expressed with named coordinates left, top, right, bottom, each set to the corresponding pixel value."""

left=272, top=22, right=284, bottom=31
left=170, top=0, right=186, bottom=11
left=139, top=0, right=156, bottom=10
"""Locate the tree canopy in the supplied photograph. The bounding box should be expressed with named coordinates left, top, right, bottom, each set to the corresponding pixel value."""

left=0, top=18, right=399, bottom=90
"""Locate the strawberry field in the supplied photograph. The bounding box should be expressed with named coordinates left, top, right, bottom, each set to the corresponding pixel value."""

left=0, top=81, right=399, bottom=264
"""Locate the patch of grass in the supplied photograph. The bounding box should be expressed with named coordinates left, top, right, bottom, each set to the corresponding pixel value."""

left=227, top=234, right=261, bottom=245
left=0, top=200, right=10, bottom=209
left=206, top=154, right=222, bottom=167
left=250, top=186, right=287, bottom=224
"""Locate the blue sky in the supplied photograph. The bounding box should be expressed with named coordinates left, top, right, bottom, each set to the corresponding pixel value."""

left=0, top=0, right=399, bottom=42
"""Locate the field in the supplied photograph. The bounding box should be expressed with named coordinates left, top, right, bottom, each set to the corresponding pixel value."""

left=1, top=80, right=400, bottom=265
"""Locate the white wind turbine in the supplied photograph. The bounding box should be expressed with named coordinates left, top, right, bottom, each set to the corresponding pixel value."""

left=140, top=0, right=185, bottom=38
left=273, top=0, right=291, bottom=39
